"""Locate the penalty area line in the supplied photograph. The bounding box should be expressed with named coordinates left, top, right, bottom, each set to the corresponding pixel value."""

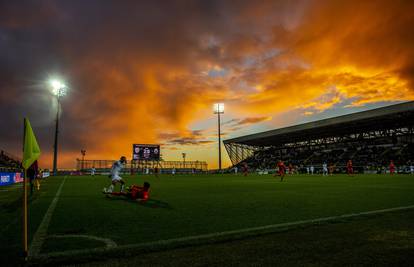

left=30, top=203, right=414, bottom=263
left=29, top=176, right=67, bottom=257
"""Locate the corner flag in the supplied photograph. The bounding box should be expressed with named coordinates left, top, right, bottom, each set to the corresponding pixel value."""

left=22, top=117, right=41, bottom=259
left=22, top=118, right=41, bottom=169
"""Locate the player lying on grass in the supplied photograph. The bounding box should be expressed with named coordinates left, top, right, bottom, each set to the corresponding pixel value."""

left=104, top=182, right=151, bottom=201
left=104, top=156, right=127, bottom=193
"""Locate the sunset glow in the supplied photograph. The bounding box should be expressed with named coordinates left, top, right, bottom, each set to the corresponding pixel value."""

left=1, top=0, right=413, bottom=169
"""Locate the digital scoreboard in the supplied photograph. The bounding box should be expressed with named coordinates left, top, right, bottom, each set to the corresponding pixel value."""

left=132, top=144, right=160, bottom=160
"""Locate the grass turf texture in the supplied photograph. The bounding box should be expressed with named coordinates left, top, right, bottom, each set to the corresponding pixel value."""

left=69, top=209, right=414, bottom=267
left=1, top=174, right=414, bottom=265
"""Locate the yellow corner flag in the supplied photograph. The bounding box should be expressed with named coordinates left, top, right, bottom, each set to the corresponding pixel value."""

left=22, top=118, right=41, bottom=259
left=22, top=118, right=41, bottom=169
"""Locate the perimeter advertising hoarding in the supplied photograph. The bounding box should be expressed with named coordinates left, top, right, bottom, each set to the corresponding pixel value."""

left=0, top=172, right=23, bottom=186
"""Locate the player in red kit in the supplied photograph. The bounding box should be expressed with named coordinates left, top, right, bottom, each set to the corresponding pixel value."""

left=389, top=160, right=396, bottom=175
left=288, top=163, right=293, bottom=175
left=274, top=160, right=286, bottom=181
left=242, top=162, right=249, bottom=176
left=347, top=160, right=354, bottom=176
left=104, top=182, right=150, bottom=201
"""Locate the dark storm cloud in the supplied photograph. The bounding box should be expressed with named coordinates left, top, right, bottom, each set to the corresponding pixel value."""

left=2, top=0, right=292, bottom=164
left=159, top=129, right=214, bottom=146
left=0, top=0, right=234, bottom=164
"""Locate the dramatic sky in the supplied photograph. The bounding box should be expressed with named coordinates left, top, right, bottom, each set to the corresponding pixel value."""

left=1, top=0, right=414, bottom=169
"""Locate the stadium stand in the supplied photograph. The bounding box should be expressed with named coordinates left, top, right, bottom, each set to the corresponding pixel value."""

left=224, top=101, right=414, bottom=174
left=0, top=149, right=22, bottom=171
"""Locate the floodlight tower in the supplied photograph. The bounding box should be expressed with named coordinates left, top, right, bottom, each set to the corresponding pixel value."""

left=182, top=153, right=186, bottom=169
left=213, top=103, right=224, bottom=171
left=81, top=149, right=86, bottom=170
left=50, top=79, right=67, bottom=176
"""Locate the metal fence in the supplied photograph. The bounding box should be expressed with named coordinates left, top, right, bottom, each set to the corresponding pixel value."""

left=76, top=159, right=208, bottom=172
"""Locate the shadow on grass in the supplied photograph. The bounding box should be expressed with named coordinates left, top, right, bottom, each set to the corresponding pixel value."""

left=139, top=199, right=173, bottom=209
left=104, top=195, right=172, bottom=209
left=1, top=192, right=40, bottom=213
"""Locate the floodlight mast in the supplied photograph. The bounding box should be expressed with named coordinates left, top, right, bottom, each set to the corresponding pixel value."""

left=182, top=153, right=186, bottom=169
left=81, top=149, right=86, bottom=170
left=50, top=79, right=67, bottom=176
left=214, top=103, right=224, bottom=171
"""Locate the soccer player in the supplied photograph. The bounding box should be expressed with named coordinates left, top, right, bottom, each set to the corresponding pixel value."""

left=410, top=163, right=414, bottom=175
left=322, top=162, right=328, bottom=176
left=347, top=159, right=354, bottom=176
left=310, top=165, right=314, bottom=175
left=242, top=162, right=249, bottom=176
left=288, top=163, right=293, bottom=175
left=172, top=167, right=176, bottom=175
left=234, top=166, right=238, bottom=174
left=27, top=160, right=39, bottom=195
left=91, top=166, right=96, bottom=176
left=389, top=160, right=396, bottom=175
left=329, top=163, right=335, bottom=175
left=306, top=166, right=310, bottom=175
left=104, top=182, right=150, bottom=201
left=34, top=169, right=41, bottom=191
left=274, top=160, right=286, bottom=181
left=104, top=156, right=127, bottom=193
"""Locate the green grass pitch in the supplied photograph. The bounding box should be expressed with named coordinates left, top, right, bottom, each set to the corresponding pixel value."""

left=1, top=173, right=414, bottom=265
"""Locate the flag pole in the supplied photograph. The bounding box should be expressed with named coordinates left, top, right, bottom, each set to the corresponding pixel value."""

left=23, top=168, right=28, bottom=259
left=21, top=117, right=41, bottom=260
left=22, top=118, right=28, bottom=259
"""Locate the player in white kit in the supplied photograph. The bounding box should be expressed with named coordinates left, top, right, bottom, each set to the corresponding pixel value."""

left=103, top=156, right=127, bottom=193
left=310, top=165, right=314, bottom=175
left=322, top=162, right=328, bottom=176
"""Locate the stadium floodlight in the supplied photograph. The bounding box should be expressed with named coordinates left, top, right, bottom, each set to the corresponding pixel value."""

left=213, top=103, right=224, bottom=114
left=49, top=78, right=68, bottom=176
left=182, top=153, right=186, bottom=169
left=213, top=103, right=224, bottom=171
left=81, top=150, right=86, bottom=170
left=50, top=79, right=67, bottom=97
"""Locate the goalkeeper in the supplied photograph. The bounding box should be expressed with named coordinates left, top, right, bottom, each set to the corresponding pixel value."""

left=104, top=182, right=150, bottom=201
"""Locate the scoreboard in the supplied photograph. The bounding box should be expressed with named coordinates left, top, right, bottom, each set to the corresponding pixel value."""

left=132, top=144, right=160, bottom=160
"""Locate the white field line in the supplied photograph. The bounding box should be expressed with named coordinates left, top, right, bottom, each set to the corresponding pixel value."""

left=29, top=176, right=67, bottom=257
left=48, top=234, right=117, bottom=248
left=34, top=203, right=414, bottom=260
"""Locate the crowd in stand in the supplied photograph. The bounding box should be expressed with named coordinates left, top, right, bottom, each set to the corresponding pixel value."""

left=0, top=150, right=22, bottom=171
left=237, top=142, right=414, bottom=174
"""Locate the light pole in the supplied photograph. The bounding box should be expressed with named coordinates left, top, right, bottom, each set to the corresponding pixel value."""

left=50, top=79, right=67, bottom=176
left=182, top=153, right=186, bottom=169
left=81, top=149, right=86, bottom=170
left=214, top=103, right=224, bottom=171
